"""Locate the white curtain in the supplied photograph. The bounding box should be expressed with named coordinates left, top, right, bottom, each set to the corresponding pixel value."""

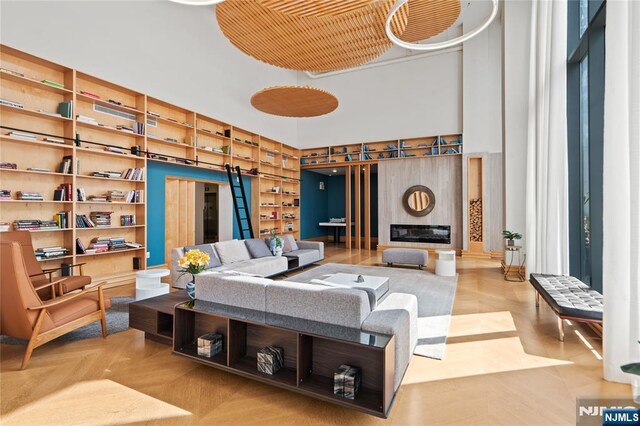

left=603, top=0, right=640, bottom=386
left=525, top=0, right=569, bottom=276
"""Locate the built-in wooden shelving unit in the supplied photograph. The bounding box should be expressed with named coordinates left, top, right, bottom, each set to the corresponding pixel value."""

left=300, top=135, right=463, bottom=168
left=0, top=45, right=301, bottom=286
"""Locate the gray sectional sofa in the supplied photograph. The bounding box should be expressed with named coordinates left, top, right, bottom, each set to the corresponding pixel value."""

left=194, top=271, right=418, bottom=390
left=171, top=238, right=324, bottom=288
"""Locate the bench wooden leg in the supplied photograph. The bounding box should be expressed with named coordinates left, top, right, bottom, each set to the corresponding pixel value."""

left=535, top=291, right=540, bottom=308
left=557, top=317, right=564, bottom=342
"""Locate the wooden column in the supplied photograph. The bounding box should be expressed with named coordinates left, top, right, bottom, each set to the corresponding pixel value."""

left=345, top=166, right=352, bottom=249
left=364, top=164, right=371, bottom=250
left=354, top=166, right=362, bottom=249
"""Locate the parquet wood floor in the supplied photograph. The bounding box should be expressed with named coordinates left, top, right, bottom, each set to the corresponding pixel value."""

left=0, top=246, right=630, bottom=425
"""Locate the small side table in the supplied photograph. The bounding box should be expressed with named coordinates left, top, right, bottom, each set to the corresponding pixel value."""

left=435, top=250, right=457, bottom=277
left=136, top=269, right=171, bottom=301
left=502, top=246, right=526, bottom=282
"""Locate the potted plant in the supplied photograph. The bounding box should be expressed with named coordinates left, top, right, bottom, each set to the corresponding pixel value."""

left=177, top=249, right=210, bottom=300
left=269, top=230, right=283, bottom=256
left=621, top=341, right=640, bottom=403
left=502, top=230, right=522, bottom=247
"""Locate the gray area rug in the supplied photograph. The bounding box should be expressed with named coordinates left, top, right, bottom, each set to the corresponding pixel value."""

left=287, top=263, right=458, bottom=360
left=0, top=296, right=133, bottom=345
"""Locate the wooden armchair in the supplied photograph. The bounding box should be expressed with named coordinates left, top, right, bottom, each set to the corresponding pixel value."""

left=0, top=240, right=111, bottom=369
left=0, top=231, right=91, bottom=298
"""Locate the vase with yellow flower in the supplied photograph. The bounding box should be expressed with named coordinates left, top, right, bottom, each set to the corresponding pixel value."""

left=178, top=249, right=210, bottom=299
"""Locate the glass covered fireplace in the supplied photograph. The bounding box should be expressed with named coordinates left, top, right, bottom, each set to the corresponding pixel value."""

left=390, top=224, right=451, bottom=244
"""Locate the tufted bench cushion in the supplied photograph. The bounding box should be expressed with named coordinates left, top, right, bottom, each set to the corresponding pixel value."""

left=529, top=274, right=603, bottom=321
left=382, top=248, right=428, bottom=270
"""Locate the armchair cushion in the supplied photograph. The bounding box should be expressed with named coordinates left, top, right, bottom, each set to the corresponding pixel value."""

left=48, top=294, right=112, bottom=327
left=60, top=275, right=91, bottom=294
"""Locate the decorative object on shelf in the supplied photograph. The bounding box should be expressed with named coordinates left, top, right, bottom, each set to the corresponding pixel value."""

left=356, top=274, right=365, bottom=283
left=177, top=249, right=211, bottom=299
left=197, top=333, right=224, bottom=358
left=402, top=185, right=435, bottom=217
left=269, top=230, right=283, bottom=256
left=257, top=345, right=284, bottom=375
left=385, top=0, right=498, bottom=51
left=251, top=86, right=338, bottom=118
left=502, top=230, right=522, bottom=247
left=216, top=0, right=409, bottom=72
left=334, top=364, right=361, bottom=400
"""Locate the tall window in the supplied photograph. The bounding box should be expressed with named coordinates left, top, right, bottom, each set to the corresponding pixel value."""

left=567, top=0, right=605, bottom=292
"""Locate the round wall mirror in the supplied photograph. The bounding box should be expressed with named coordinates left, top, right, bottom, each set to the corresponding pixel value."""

left=402, top=185, right=435, bottom=217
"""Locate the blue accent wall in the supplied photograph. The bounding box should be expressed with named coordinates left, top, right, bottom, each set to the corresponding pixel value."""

left=300, top=171, right=378, bottom=239
left=146, top=161, right=250, bottom=266
left=301, top=170, right=328, bottom=238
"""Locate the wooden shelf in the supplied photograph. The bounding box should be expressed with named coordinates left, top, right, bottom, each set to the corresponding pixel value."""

left=0, top=136, right=72, bottom=149
left=76, top=120, right=144, bottom=138
left=17, top=228, right=71, bottom=233
left=37, top=255, right=73, bottom=262
left=76, top=225, right=145, bottom=231
left=0, top=199, right=72, bottom=204
left=76, top=92, right=144, bottom=115
left=231, top=357, right=297, bottom=387
left=76, top=201, right=145, bottom=205
left=0, top=104, right=71, bottom=122
left=76, top=247, right=145, bottom=258
left=196, top=129, right=230, bottom=139
left=75, top=146, right=143, bottom=160
left=76, top=174, right=145, bottom=183
left=147, top=135, right=192, bottom=148
left=0, top=168, right=69, bottom=177
left=154, top=116, right=194, bottom=130
left=1, top=72, right=72, bottom=95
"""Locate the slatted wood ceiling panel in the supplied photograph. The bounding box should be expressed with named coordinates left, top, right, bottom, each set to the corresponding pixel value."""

left=251, top=86, right=338, bottom=117
left=216, top=0, right=409, bottom=72
left=257, top=0, right=377, bottom=17
left=400, top=0, right=461, bottom=42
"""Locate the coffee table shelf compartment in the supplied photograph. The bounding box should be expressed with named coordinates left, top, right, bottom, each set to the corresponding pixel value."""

left=173, top=309, right=228, bottom=366
left=172, top=302, right=397, bottom=418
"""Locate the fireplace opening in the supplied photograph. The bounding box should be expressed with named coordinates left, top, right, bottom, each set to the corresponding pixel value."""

left=390, top=224, right=451, bottom=244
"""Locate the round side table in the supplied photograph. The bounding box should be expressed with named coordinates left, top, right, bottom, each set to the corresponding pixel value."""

left=502, top=246, right=526, bottom=282
left=136, top=269, right=171, bottom=301
left=435, top=250, right=457, bottom=277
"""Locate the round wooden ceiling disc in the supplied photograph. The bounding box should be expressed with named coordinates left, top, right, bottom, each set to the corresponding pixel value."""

left=399, top=0, right=461, bottom=42
left=256, top=0, right=377, bottom=18
left=251, top=86, right=339, bottom=118
left=216, top=0, right=409, bottom=72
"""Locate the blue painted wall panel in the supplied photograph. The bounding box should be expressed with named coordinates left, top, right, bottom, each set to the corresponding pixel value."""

left=146, top=161, right=249, bottom=266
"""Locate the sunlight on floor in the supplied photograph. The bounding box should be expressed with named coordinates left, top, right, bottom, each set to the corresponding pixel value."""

left=403, top=311, right=573, bottom=385
left=1, top=379, right=191, bottom=425
left=574, top=329, right=603, bottom=360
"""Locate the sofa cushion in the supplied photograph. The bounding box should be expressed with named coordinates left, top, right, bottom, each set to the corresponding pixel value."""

left=266, top=281, right=371, bottom=328
left=245, top=238, right=273, bottom=259
left=195, top=272, right=271, bottom=311
left=281, top=236, right=293, bottom=253
left=283, top=249, right=320, bottom=266
left=225, top=257, right=288, bottom=277
left=214, top=240, right=251, bottom=264
left=310, top=279, right=377, bottom=311
left=282, top=234, right=298, bottom=251
left=184, top=244, right=222, bottom=268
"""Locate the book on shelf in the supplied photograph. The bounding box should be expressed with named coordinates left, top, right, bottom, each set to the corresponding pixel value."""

left=92, top=171, right=122, bottom=178
left=89, top=211, right=112, bottom=227
left=122, top=168, right=145, bottom=181
left=76, top=115, right=98, bottom=125
left=0, top=189, right=11, bottom=200
left=58, top=155, right=74, bottom=174
left=80, top=90, right=100, bottom=100
left=120, top=215, right=136, bottom=226
left=0, top=68, right=25, bottom=78
left=41, top=79, right=64, bottom=89
left=27, top=167, right=51, bottom=173
left=7, top=131, right=36, bottom=140
left=34, top=246, right=69, bottom=260
left=0, top=222, right=10, bottom=232
left=57, top=101, right=73, bottom=119
left=77, top=188, right=87, bottom=202
left=0, top=162, right=17, bottom=169
left=0, top=98, right=23, bottom=108
left=43, top=136, right=65, bottom=144
left=75, top=213, right=96, bottom=228
left=17, top=191, right=44, bottom=201
left=53, top=183, right=72, bottom=201
left=104, top=146, right=127, bottom=154
left=135, top=121, right=145, bottom=135
left=53, top=211, right=71, bottom=229
left=13, top=219, right=59, bottom=231
left=76, top=238, right=87, bottom=254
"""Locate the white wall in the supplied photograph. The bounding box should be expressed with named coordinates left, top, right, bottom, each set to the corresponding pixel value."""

left=0, top=1, right=298, bottom=145
left=295, top=50, right=463, bottom=149
left=502, top=0, right=531, bottom=240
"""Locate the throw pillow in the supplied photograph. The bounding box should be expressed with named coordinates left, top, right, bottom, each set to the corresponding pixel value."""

left=245, top=238, right=273, bottom=258
left=184, top=244, right=222, bottom=268
left=213, top=240, right=252, bottom=264
left=282, top=235, right=293, bottom=253
left=283, top=234, right=299, bottom=251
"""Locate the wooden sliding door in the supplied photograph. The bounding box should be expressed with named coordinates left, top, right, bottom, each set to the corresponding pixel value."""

left=165, top=177, right=196, bottom=265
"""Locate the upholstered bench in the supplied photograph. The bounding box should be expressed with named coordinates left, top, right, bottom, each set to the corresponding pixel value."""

left=382, top=248, right=428, bottom=270
left=529, top=274, right=603, bottom=341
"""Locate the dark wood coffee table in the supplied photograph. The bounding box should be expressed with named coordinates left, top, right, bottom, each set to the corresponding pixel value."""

left=128, top=290, right=189, bottom=345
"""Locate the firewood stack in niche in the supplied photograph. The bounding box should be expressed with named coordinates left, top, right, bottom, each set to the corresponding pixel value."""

left=469, top=198, right=483, bottom=242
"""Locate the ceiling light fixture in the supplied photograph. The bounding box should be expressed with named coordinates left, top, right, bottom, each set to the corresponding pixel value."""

left=168, top=0, right=224, bottom=5
left=385, top=0, right=498, bottom=51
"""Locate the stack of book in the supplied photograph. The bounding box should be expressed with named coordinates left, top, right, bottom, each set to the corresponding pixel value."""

left=76, top=213, right=95, bottom=228
left=0, top=190, right=11, bottom=200
left=87, top=194, right=109, bottom=202
left=17, top=191, right=43, bottom=201
left=57, top=101, right=72, bottom=119
left=13, top=220, right=57, bottom=231
left=76, top=115, right=98, bottom=125
left=44, top=136, right=65, bottom=145
left=104, top=146, right=127, bottom=154
left=57, top=155, right=74, bottom=174
left=120, top=215, right=136, bottom=226
left=108, top=237, right=127, bottom=251
left=0, top=162, right=17, bottom=169
left=0, top=98, right=23, bottom=108
left=122, top=168, right=144, bottom=181
left=53, top=184, right=72, bottom=201
left=89, top=211, right=112, bottom=227
left=0, top=222, right=10, bottom=232
left=88, top=238, right=110, bottom=253
left=135, top=121, right=145, bottom=135
left=53, top=211, right=71, bottom=228
left=7, top=131, right=36, bottom=140
left=92, top=171, right=122, bottom=178
left=34, top=246, right=69, bottom=260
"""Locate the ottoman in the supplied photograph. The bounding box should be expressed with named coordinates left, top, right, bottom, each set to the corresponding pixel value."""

left=382, top=248, right=428, bottom=270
